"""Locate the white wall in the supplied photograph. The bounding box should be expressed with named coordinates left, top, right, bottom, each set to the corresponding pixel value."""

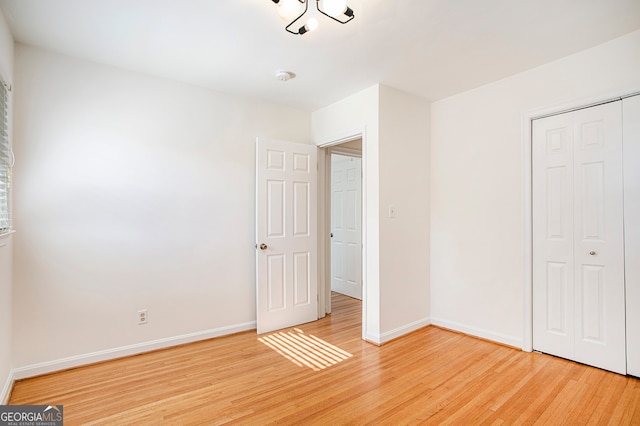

left=12, top=44, right=311, bottom=375
left=431, top=30, right=640, bottom=348
left=312, top=84, right=430, bottom=343
left=378, top=86, right=430, bottom=338
left=313, top=85, right=381, bottom=339
left=0, top=8, right=13, bottom=403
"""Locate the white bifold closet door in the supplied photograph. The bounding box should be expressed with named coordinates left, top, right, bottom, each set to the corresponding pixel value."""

left=533, top=101, right=626, bottom=375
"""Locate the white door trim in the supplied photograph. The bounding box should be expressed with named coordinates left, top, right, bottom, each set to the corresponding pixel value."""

left=521, top=87, right=640, bottom=352
left=317, top=127, right=367, bottom=341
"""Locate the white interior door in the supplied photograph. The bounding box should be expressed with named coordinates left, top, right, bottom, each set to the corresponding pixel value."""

left=256, top=138, right=318, bottom=334
left=533, top=101, right=626, bottom=375
left=572, top=103, right=625, bottom=373
left=532, top=111, right=575, bottom=361
left=330, top=154, right=362, bottom=300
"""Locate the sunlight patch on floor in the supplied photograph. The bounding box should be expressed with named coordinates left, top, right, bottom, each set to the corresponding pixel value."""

left=258, top=328, right=353, bottom=371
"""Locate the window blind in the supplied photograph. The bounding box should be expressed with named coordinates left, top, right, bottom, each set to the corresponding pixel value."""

left=0, top=80, right=10, bottom=234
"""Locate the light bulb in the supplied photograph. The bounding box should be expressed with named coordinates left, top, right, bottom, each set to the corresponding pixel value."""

left=299, top=17, right=318, bottom=35
left=307, top=17, right=318, bottom=31
left=322, top=0, right=347, bottom=17
left=277, top=0, right=303, bottom=20
left=298, top=18, right=318, bottom=35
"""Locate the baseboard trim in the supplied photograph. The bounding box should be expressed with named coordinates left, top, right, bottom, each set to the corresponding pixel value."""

left=430, top=317, right=522, bottom=349
left=364, top=333, right=382, bottom=345
left=12, top=321, right=256, bottom=380
left=366, top=317, right=431, bottom=346
left=380, top=317, right=431, bottom=344
left=1, top=369, right=14, bottom=404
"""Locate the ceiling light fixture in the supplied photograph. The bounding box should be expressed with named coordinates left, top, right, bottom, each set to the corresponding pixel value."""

left=271, top=0, right=354, bottom=35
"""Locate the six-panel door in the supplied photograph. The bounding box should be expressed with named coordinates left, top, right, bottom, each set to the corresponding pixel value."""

left=256, top=138, right=318, bottom=334
left=331, top=154, right=362, bottom=300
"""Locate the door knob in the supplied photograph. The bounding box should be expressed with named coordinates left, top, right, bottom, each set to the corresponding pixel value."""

left=259, top=243, right=268, bottom=250
left=589, top=251, right=596, bottom=256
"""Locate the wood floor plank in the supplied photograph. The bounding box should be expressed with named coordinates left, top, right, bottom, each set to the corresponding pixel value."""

left=9, top=293, right=640, bottom=425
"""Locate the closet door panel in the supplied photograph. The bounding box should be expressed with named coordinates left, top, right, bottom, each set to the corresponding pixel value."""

left=573, top=102, right=625, bottom=375
left=533, top=112, right=575, bottom=360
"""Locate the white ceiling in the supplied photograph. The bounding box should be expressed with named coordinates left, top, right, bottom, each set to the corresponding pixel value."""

left=1, top=0, right=639, bottom=111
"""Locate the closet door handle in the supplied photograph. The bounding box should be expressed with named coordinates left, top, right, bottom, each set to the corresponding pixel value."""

left=589, top=251, right=596, bottom=256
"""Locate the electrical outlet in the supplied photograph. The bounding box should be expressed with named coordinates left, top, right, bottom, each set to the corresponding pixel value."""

left=137, top=309, right=148, bottom=325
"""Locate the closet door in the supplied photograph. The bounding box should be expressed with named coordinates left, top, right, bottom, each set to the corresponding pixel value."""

left=533, top=101, right=626, bottom=375
left=532, top=112, right=575, bottom=362
left=572, top=102, right=625, bottom=373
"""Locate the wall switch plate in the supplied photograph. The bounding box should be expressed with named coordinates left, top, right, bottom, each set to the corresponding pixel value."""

left=388, top=205, right=396, bottom=218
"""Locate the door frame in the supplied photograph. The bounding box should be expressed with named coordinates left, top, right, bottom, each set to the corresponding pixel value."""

left=317, top=127, right=367, bottom=341
left=521, top=87, right=640, bottom=352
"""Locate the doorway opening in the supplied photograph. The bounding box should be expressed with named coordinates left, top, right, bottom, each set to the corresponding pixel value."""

left=329, top=146, right=362, bottom=301
left=318, top=134, right=365, bottom=339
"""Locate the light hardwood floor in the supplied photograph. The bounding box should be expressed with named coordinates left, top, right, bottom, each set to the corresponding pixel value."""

left=9, top=293, right=640, bottom=425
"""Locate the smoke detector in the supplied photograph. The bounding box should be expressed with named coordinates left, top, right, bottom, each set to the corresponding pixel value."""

left=275, top=70, right=296, bottom=82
